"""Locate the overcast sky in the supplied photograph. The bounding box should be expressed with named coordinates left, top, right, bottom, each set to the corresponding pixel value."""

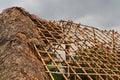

left=0, top=0, right=120, bottom=32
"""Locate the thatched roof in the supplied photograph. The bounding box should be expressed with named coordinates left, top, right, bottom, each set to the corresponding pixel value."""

left=0, top=7, right=50, bottom=80
left=0, top=7, right=120, bottom=80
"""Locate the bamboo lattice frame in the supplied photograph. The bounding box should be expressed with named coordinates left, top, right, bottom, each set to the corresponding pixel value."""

left=34, top=20, right=120, bottom=80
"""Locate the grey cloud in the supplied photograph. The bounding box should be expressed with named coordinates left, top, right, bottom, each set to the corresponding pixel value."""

left=0, top=0, right=120, bottom=32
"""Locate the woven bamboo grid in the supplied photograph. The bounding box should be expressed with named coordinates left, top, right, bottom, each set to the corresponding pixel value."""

left=34, top=19, right=120, bottom=80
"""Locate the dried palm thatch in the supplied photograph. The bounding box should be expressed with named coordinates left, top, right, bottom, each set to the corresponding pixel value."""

left=0, top=7, right=50, bottom=80
left=0, top=7, right=120, bottom=80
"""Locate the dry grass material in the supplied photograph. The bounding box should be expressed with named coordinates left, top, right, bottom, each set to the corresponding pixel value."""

left=0, top=7, right=49, bottom=80
left=0, top=7, right=120, bottom=80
